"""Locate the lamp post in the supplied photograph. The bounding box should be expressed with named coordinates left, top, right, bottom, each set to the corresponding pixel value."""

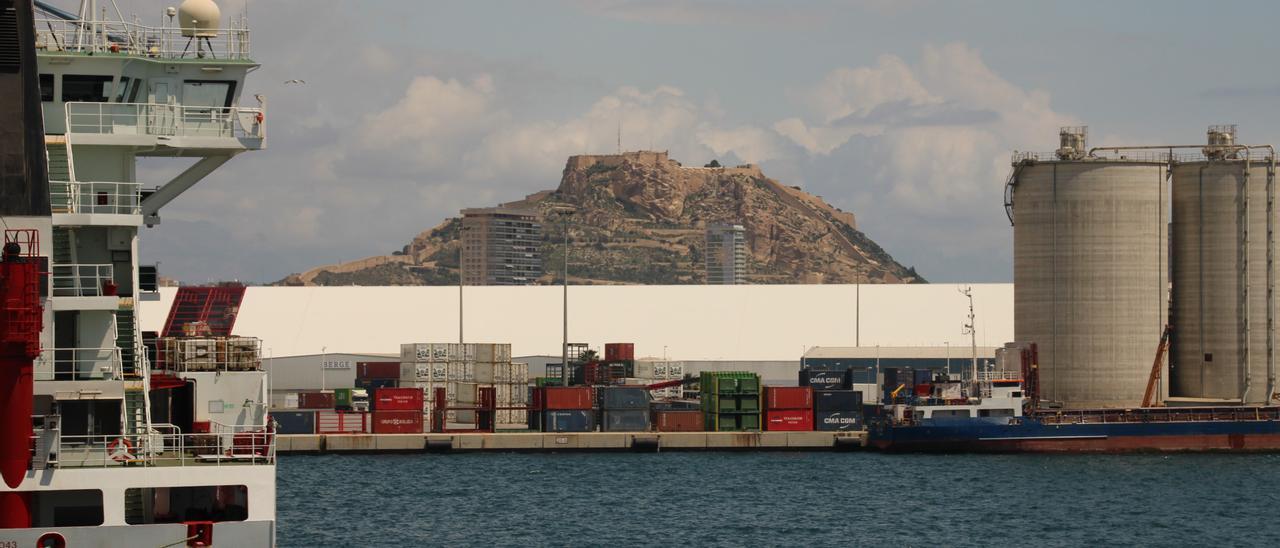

left=320, top=346, right=327, bottom=391
left=458, top=224, right=470, bottom=345
left=546, top=205, right=576, bottom=386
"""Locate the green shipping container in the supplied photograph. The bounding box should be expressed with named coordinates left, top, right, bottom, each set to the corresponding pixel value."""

left=334, top=388, right=353, bottom=408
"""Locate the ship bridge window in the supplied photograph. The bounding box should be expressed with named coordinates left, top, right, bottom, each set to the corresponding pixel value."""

left=979, top=409, right=1015, bottom=417
left=39, top=73, right=54, bottom=101
left=61, top=74, right=113, bottom=102
left=183, top=80, right=236, bottom=109
left=932, top=409, right=972, bottom=418
left=29, top=489, right=105, bottom=527
left=113, top=76, right=131, bottom=102
left=125, top=485, right=248, bottom=525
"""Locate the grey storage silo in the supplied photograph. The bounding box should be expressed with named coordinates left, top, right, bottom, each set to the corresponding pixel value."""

left=1170, top=151, right=1276, bottom=404
left=1009, top=145, right=1169, bottom=407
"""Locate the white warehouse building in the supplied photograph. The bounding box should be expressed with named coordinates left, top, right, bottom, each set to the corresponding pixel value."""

left=139, top=284, right=1014, bottom=364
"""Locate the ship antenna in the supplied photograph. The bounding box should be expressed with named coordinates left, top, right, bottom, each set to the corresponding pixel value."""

left=960, top=286, right=978, bottom=382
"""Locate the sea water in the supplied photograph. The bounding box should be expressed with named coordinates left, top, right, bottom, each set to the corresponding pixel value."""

left=278, top=452, right=1280, bottom=546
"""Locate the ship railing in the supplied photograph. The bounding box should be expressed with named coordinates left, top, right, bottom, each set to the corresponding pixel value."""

left=49, top=181, right=141, bottom=215
left=50, top=263, right=115, bottom=297
left=34, top=17, right=251, bottom=60
left=38, top=428, right=275, bottom=468
left=1037, top=406, right=1280, bottom=425
left=33, top=347, right=123, bottom=381
left=65, top=102, right=265, bottom=141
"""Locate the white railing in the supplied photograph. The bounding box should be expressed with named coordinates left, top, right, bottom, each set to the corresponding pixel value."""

left=34, top=347, right=123, bottom=381
left=65, top=102, right=265, bottom=141
left=33, top=428, right=274, bottom=468
left=49, top=181, right=141, bottom=215
left=51, top=263, right=115, bottom=296
left=34, top=17, right=251, bottom=60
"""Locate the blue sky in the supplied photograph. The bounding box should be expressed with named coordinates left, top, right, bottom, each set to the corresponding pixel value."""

left=132, top=0, right=1280, bottom=283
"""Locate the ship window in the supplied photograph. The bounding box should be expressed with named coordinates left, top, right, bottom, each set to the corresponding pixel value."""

left=182, top=79, right=236, bottom=108
left=29, top=489, right=104, bottom=527
left=128, top=78, right=143, bottom=102
left=979, top=409, right=1015, bottom=417
left=62, top=74, right=113, bottom=102
left=39, top=73, right=54, bottom=101
left=124, top=485, right=249, bottom=524
left=114, top=76, right=131, bottom=102
left=932, top=409, right=972, bottom=418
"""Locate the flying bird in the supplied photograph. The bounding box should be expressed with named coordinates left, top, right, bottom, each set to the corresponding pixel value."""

left=284, top=79, right=306, bottom=85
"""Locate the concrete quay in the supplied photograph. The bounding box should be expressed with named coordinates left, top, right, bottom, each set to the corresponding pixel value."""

left=276, top=431, right=866, bottom=454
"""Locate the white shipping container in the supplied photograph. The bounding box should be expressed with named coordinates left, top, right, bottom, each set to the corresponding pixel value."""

left=446, top=362, right=473, bottom=382
left=499, top=409, right=528, bottom=426
left=428, top=343, right=450, bottom=362
left=667, top=362, right=684, bottom=377
left=431, top=363, right=447, bottom=382
left=473, top=362, right=499, bottom=384
left=653, top=364, right=667, bottom=377
left=507, top=383, right=529, bottom=404
left=634, top=361, right=656, bottom=379
left=457, top=382, right=479, bottom=404
left=510, top=362, right=529, bottom=385
left=852, top=382, right=879, bottom=404
left=496, top=344, right=511, bottom=363
left=399, top=362, right=417, bottom=382
left=475, top=343, right=495, bottom=363
left=495, top=383, right=511, bottom=404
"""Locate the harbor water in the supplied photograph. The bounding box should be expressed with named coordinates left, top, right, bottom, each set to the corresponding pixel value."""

left=279, top=453, right=1280, bottom=546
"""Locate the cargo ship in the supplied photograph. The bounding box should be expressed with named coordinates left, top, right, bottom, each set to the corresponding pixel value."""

left=1, top=0, right=275, bottom=545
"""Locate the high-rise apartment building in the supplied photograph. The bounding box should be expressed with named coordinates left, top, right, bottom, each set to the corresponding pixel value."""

left=461, top=207, right=543, bottom=285
left=705, top=223, right=747, bottom=284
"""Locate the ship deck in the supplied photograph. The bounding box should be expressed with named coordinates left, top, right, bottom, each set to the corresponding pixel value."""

left=276, top=431, right=867, bottom=453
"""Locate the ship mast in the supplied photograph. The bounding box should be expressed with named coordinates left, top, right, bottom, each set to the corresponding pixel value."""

left=960, top=286, right=978, bottom=381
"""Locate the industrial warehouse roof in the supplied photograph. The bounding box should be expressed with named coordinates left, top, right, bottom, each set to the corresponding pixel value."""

left=139, top=284, right=1013, bottom=362
left=804, top=346, right=1001, bottom=359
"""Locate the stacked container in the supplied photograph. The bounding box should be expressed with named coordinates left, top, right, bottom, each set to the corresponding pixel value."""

left=271, top=411, right=315, bottom=434
left=401, top=343, right=524, bottom=429
left=764, top=386, right=814, bottom=431
left=372, top=387, right=424, bottom=433
left=535, top=386, right=595, bottom=432
left=813, top=389, right=863, bottom=431
left=597, top=387, right=651, bottom=431
left=628, top=360, right=686, bottom=398
left=355, top=361, right=399, bottom=393
left=700, top=372, right=761, bottom=431
left=297, top=391, right=335, bottom=410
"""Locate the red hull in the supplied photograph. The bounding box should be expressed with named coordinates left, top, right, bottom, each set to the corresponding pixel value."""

left=873, top=433, right=1280, bottom=453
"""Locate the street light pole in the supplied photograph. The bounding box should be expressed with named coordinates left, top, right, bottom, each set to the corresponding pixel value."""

left=561, top=216, right=569, bottom=387
left=458, top=225, right=469, bottom=345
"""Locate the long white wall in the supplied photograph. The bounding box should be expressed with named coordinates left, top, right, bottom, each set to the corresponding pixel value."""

left=139, top=284, right=1013, bottom=361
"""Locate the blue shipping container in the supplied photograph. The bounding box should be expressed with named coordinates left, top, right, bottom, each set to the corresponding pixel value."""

left=815, top=410, right=862, bottom=431
left=599, top=387, right=650, bottom=410
left=545, top=410, right=595, bottom=432
left=814, top=389, right=862, bottom=412
left=799, top=368, right=850, bottom=390
left=271, top=411, right=315, bottom=434
left=601, top=409, right=651, bottom=432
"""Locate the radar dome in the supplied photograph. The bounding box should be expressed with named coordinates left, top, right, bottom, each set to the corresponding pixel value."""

left=177, top=0, right=221, bottom=38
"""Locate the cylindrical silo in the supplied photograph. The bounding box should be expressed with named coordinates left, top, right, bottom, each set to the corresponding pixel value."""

left=1170, top=148, right=1276, bottom=404
left=1010, top=135, right=1169, bottom=408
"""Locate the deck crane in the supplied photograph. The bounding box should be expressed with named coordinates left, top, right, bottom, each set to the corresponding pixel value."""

left=1142, top=325, right=1173, bottom=408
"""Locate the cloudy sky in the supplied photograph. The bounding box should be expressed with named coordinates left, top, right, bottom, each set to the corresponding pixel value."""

left=132, top=0, right=1280, bottom=284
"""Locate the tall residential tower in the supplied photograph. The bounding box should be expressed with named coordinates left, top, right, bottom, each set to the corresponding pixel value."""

left=705, top=223, right=747, bottom=284
left=461, top=207, right=543, bottom=285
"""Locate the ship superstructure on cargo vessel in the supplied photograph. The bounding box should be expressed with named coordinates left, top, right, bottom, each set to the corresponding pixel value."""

left=870, top=126, right=1280, bottom=452
left=1, top=0, right=274, bottom=545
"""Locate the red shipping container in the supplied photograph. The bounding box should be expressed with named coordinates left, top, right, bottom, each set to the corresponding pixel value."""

left=653, top=410, right=704, bottom=432
left=765, top=409, right=814, bottom=431
left=375, top=387, right=423, bottom=411
left=357, top=361, right=400, bottom=380
left=371, top=411, right=422, bottom=434
left=765, top=386, right=813, bottom=410
left=544, top=386, right=594, bottom=410
left=298, top=391, right=336, bottom=409
left=605, top=343, right=634, bottom=362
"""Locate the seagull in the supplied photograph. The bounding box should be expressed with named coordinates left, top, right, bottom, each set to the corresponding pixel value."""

left=284, top=79, right=306, bottom=85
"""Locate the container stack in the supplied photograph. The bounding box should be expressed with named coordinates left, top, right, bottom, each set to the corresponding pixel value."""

left=297, top=391, right=335, bottom=410
left=534, top=386, right=595, bottom=432
left=700, top=372, right=761, bottom=431
left=604, top=343, right=636, bottom=380
left=355, top=361, right=400, bottom=393
left=371, top=387, right=423, bottom=433
left=626, top=360, right=686, bottom=399
left=764, top=386, right=814, bottom=431
left=401, top=343, right=525, bottom=428
left=597, top=387, right=651, bottom=431
left=813, top=389, right=863, bottom=431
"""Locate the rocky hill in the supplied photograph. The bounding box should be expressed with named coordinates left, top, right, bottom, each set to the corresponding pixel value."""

left=279, top=151, right=924, bottom=286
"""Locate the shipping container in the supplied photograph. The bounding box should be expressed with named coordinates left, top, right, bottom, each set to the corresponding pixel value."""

left=298, top=391, right=335, bottom=410
left=270, top=411, right=315, bottom=434
left=652, top=410, right=704, bottom=432
left=814, top=390, right=863, bottom=412
left=357, top=361, right=400, bottom=379
left=598, top=387, right=650, bottom=410
left=765, top=386, right=813, bottom=410
left=374, top=387, right=424, bottom=411
left=456, top=382, right=479, bottom=404
left=544, top=386, right=594, bottom=410
left=510, top=362, right=529, bottom=385
left=814, top=410, right=862, bottom=431
left=355, top=378, right=398, bottom=393
left=372, top=411, right=423, bottom=434
left=317, top=411, right=368, bottom=433
left=334, top=388, right=353, bottom=409
left=799, top=368, right=850, bottom=390
left=601, top=409, right=651, bottom=432
left=544, top=410, right=594, bottom=432
left=605, top=343, right=635, bottom=362
left=765, top=409, right=814, bottom=431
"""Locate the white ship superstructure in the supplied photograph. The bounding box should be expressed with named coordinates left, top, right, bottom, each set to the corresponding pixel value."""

left=1, top=0, right=273, bottom=546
